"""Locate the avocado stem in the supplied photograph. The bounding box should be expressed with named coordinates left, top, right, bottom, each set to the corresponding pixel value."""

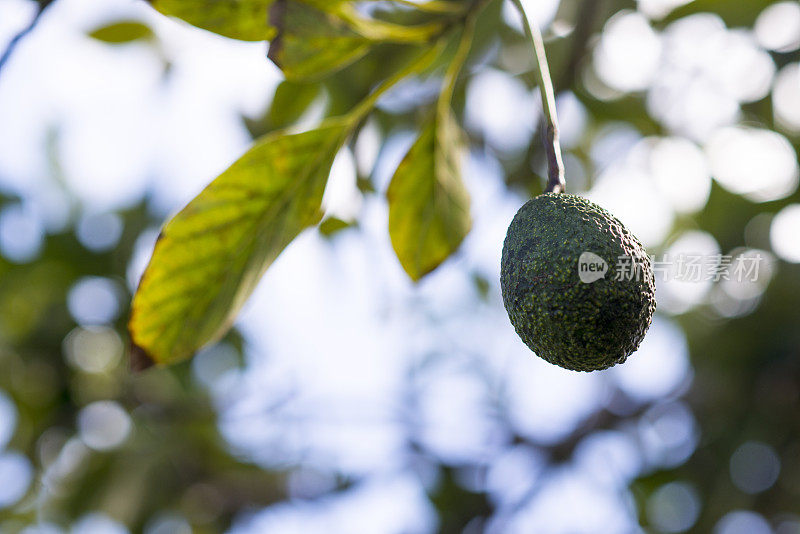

left=509, top=0, right=566, bottom=194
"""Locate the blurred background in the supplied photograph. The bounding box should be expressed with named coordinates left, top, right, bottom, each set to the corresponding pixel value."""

left=0, top=0, right=799, bottom=532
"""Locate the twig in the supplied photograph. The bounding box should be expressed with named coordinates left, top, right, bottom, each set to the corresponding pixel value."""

left=510, top=0, right=565, bottom=194
left=0, top=0, right=54, bottom=78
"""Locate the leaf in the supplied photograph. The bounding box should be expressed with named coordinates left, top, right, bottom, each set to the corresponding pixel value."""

left=387, top=109, right=471, bottom=281
left=268, top=1, right=373, bottom=81
left=88, top=21, right=153, bottom=43
left=268, top=1, right=443, bottom=81
left=318, top=216, right=355, bottom=237
left=149, top=0, right=277, bottom=41
left=269, top=80, right=320, bottom=127
left=129, top=119, right=350, bottom=366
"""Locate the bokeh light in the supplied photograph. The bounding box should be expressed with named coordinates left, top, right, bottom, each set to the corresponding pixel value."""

left=649, top=137, right=711, bottom=214
left=589, top=158, right=673, bottom=247
left=71, top=513, right=129, bottom=534
left=754, top=1, right=800, bottom=53
left=770, top=204, right=800, bottom=263
left=773, top=63, right=800, bottom=134
left=706, top=126, right=798, bottom=203
left=229, top=475, right=436, bottom=534
left=63, top=326, right=123, bottom=374
left=712, top=248, right=775, bottom=318
left=77, top=401, right=131, bottom=451
left=19, top=522, right=63, bottom=534
left=67, top=277, right=121, bottom=326
left=0, top=452, right=33, bottom=508
left=636, top=0, right=693, bottom=20
left=611, top=318, right=691, bottom=402
left=0, top=202, right=44, bottom=262
left=646, top=14, right=775, bottom=141
left=144, top=514, right=192, bottom=534
left=76, top=212, right=124, bottom=252
left=656, top=230, right=720, bottom=314
left=466, top=69, right=537, bottom=153
left=0, top=389, right=17, bottom=449
left=500, top=467, right=637, bottom=534
left=639, top=402, right=699, bottom=469
left=729, top=441, right=781, bottom=494
left=0, top=0, right=797, bottom=531
left=486, top=445, right=545, bottom=507
left=191, top=342, right=240, bottom=391
left=505, top=355, right=605, bottom=444
left=574, top=430, right=642, bottom=488
left=594, top=11, right=661, bottom=92
left=646, top=481, right=701, bottom=533
left=713, top=510, right=772, bottom=534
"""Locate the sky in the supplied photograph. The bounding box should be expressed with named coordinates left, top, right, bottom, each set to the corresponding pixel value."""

left=1, top=0, right=799, bottom=532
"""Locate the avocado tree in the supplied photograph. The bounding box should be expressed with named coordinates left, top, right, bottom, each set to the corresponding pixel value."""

left=127, top=0, right=498, bottom=369
left=125, top=0, right=658, bottom=376
left=0, top=0, right=799, bottom=532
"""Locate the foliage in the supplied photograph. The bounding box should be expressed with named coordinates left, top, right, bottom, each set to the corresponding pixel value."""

left=88, top=21, right=153, bottom=43
left=1, top=0, right=799, bottom=532
left=131, top=0, right=488, bottom=365
left=130, top=119, right=350, bottom=366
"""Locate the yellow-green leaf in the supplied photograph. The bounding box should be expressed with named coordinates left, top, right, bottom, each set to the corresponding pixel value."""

left=149, top=0, right=277, bottom=41
left=268, top=1, right=443, bottom=81
left=387, top=110, right=471, bottom=281
left=88, top=21, right=153, bottom=43
left=129, top=119, right=350, bottom=367
left=318, top=216, right=355, bottom=237
left=269, top=80, right=320, bottom=127
left=268, top=2, right=372, bottom=81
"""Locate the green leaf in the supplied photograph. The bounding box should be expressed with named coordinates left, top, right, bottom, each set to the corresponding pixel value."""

left=88, top=21, right=153, bottom=43
left=269, top=80, right=321, bottom=128
left=387, top=109, right=471, bottom=281
left=268, top=1, right=373, bottom=81
left=129, top=119, right=350, bottom=367
left=318, top=216, right=355, bottom=237
left=148, top=0, right=442, bottom=77
left=268, top=1, right=443, bottom=81
left=149, top=0, right=277, bottom=41
left=385, top=10, right=479, bottom=282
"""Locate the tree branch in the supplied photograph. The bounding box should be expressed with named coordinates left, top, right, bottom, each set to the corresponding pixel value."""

left=0, top=0, right=54, bottom=78
left=509, top=0, right=566, bottom=194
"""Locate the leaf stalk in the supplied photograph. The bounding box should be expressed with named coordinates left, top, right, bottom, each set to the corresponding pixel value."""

left=509, top=0, right=565, bottom=194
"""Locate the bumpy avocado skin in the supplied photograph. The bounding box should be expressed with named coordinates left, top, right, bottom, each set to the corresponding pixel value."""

left=501, top=193, right=656, bottom=371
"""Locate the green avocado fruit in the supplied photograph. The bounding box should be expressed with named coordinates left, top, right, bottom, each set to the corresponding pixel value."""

left=500, top=193, right=656, bottom=371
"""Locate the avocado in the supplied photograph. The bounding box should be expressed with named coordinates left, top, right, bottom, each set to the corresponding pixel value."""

left=500, top=193, right=656, bottom=371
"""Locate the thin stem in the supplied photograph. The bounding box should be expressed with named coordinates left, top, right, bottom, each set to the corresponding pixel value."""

left=437, top=4, right=479, bottom=116
left=438, top=0, right=491, bottom=111
left=0, top=0, right=54, bottom=79
left=336, top=4, right=445, bottom=44
left=510, top=0, right=565, bottom=194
